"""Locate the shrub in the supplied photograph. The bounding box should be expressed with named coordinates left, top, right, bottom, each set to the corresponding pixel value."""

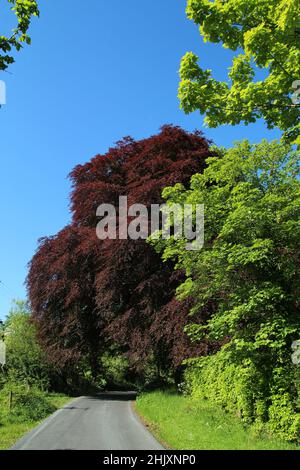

left=0, top=383, right=55, bottom=424
left=185, top=348, right=300, bottom=441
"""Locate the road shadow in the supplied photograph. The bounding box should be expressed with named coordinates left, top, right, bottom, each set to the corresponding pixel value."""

left=91, top=391, right=138, bottom=401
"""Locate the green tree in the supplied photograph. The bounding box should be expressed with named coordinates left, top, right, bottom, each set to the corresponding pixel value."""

left=152, top=140, right=300, bottom=439
left=179, top=0, right=300, bottom=144
left=4, top=300, right=50, bottom=390
left=1, top=0, right=39, bottom=71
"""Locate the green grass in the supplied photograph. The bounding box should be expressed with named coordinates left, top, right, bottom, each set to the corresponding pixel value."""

left=136, top=390, right=300, bottom=450
left=0, top=392, right=72, bottom=450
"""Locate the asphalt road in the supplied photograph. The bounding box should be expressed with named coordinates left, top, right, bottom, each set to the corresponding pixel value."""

left=12, top=392, right=164, bottom=450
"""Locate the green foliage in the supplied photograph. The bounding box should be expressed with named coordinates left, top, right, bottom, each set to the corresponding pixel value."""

left=179, top=0, right=300, bottom=144
left=0, top=382, right=55, bottom=423
left=0, top=0, right=39, bottom=71
left=0, top=386, right=70, bottom=449
left=153, top=140, right=300, bottom=440
left=184, top=350, right=300, bottom=441
left=136, top=390, right=299, bottom=450
left=100, top=349, right=131, bottom=390
left=296, top=366, right=300, bottom=408
left=4, top=300, right=51, bottom=390
left=95, top=348, right=171, bottom=391
left=79, top=348, right=132, bottom=391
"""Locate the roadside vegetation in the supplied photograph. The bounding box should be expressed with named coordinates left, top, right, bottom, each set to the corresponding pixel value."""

left=151, top=140, right=300, bottom=441
left=0, top=302, right=71, bottom=449
left=0, top=386, right=70, bottom=450
left=136, top=390, right=299, bottom=450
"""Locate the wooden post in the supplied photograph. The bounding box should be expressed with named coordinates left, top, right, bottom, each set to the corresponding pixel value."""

left=8, top=390, right=13, bottom=412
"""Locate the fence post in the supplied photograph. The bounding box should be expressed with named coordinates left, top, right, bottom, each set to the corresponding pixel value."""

left=8, top=390, right=13, bottom=412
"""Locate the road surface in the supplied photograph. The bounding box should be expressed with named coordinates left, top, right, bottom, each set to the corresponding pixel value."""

left=12, top=392, right=164, bottom=450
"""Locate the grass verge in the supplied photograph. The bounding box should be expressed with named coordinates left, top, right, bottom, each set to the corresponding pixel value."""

left=136, top=390, right=299, bottom=450
left=0, top=391, right=72, bottom=450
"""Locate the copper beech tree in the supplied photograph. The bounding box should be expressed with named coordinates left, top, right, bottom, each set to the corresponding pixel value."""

left=27, top=126, right=213, bottom=381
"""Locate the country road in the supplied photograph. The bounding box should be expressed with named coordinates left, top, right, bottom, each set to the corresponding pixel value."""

left=12, top=392, right=164, bottom=450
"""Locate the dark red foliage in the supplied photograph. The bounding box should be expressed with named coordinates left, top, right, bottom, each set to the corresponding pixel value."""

left=27, top=226, right=103, bottom=375
left=27, top=125, right=212, bottom=378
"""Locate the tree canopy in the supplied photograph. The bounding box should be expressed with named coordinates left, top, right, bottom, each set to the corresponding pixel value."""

left=179, top=0, right=300, bottom=144
left=4, top=300, right=50, bottom=389
left=0, top=0, right=39, bottom=71
left=152, top=139, right=300, bottom=439
left=27, top=126, right=213, bottom=381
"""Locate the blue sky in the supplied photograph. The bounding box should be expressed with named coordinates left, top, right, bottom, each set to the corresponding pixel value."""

left=0, top=0, right=279, bottom=319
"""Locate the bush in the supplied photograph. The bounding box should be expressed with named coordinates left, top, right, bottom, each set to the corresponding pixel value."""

left=184, top=348, right=300, bottom=442
left=4, top=301, right=51, bottom=391
left=0, top=383, right=56, bottom=424
left=268, top=394, right=300, bottom=441
left=100, top=351, right=132, bottom=390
